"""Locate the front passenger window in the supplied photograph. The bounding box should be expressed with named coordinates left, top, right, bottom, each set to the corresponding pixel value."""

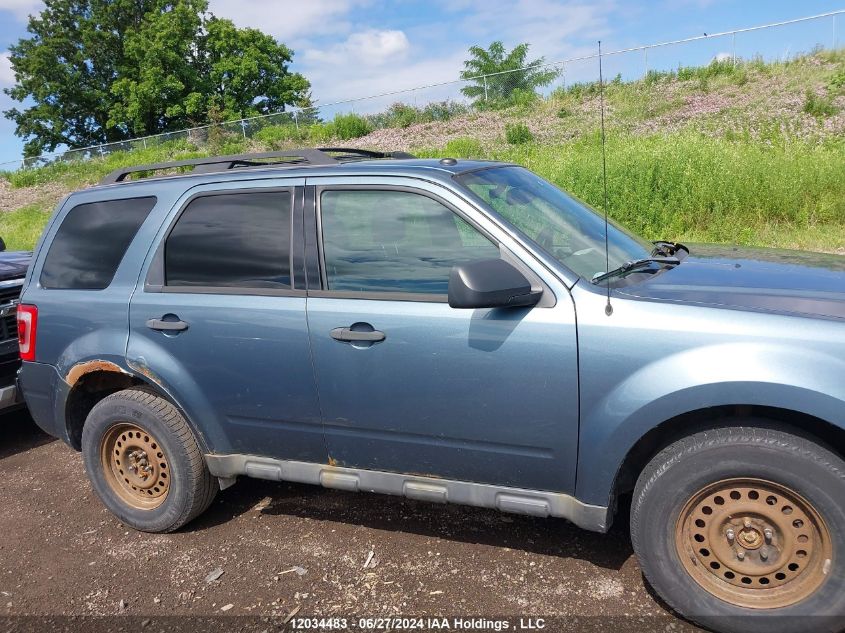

left=320, top=190, right=499, bottom=294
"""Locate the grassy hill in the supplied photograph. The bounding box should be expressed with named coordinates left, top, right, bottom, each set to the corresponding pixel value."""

left=1, top=50, right=844, bottom=254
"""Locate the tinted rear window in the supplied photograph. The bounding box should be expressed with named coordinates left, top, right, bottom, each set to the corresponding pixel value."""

left=165, top=191, right=292, bottom=289
left=40, top=196, right=156, bottom=290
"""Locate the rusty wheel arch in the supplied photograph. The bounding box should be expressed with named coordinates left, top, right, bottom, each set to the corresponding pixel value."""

left=610, top=405, right=845, bottom=513
left=63, top=364, right=205, bottom=453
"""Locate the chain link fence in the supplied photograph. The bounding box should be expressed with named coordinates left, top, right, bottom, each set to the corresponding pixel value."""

left=0, top=9, right=842, bottom=173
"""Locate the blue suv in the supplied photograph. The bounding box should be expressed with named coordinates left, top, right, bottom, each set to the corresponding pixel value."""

left=16, top=148, right=845, bottom=633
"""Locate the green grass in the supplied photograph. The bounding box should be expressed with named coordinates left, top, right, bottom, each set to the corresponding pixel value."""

left=603, top=82, right=686, bottom=122
left=367, top=100, right=469, bottom=129
left=0, top=203, right=53, bottom=250
left=5, top=140, right=208, bottom=190
left=422, top=130, right=845, bottom=249
left=2, top=51, right=844, bottom=254
left=4, top=129, right=845, bottom=253
left=504, top=122, right=533, bottom=145
left=444, top=137, right=485, bottom=157
left=803, top=89, right=839, bottom=118
left=325, top=112, right=373, bottom=140
left=252, top=122, right=306, bottom=147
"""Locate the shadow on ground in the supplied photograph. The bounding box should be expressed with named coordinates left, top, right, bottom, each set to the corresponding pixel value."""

left=1, top=407, right=634, bottom=576
left=186, top=472, right=635, bottom=572
left=0, top=408, right=55, bottom=460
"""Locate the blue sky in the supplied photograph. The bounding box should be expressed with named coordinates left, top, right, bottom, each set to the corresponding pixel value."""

left=0, top=0, right=842, bottom=166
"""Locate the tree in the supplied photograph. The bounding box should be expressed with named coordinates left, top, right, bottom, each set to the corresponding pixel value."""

left=4, top=0, right=312, bottom=157
left=109, top=8, right=312, bottom=136
left=460, top=41, right=559, bottom=105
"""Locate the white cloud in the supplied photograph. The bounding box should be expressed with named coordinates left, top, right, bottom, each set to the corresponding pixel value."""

left=207, top=0, right=370, bottom=42
left=348, top=29, right=410, bottom=64
left=439, top=0, right=615, bottom=63
left=0, top=0, right=42, bottom=20
left=305, top=29, right=410, bottom=67
left=309, top=51, right=468, bottom=111
left=204, top=0, right=621, bottom=116
left=187, top=0, right=623, bottom=120
left=0, top=52, right=15, bottom=85
left=295, top=1, right=620, bottom=116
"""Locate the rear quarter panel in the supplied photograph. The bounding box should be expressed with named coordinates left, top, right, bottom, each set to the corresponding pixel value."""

left=19, top=182, right=189, bottom=439
left=22, top=184, right=187, bottom=372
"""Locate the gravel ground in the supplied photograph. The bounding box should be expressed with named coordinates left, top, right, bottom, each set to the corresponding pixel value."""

left=0, top=410, right=703, bottom=632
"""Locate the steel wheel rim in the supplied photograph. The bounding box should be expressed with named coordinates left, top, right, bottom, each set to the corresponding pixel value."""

left=676, top=477, right=832, bottom=609
left=100, top=423, right=170, bottom=510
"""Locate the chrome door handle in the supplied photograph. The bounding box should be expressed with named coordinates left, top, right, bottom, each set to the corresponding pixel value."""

left=330, top=327, right=385, bottom=342
left=146, top=317, right=189, bottom=332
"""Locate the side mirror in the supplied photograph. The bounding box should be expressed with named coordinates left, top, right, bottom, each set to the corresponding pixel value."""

left=448, top=258, right=542, bottom=309
left=0, top=237, right=6, bottom=252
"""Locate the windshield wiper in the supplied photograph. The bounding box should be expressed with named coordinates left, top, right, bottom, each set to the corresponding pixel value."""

left=591, top=256, right=680, bottom=285
left=651, top=240, right=687, bottom=257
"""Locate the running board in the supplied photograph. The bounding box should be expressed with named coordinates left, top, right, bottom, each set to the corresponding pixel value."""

left=205, top=454, right=610, bottom=533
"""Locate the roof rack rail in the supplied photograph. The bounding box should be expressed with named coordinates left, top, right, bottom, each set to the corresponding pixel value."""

left=318, top=147, right=417, bottom=160
left=99, top=147, right=416, bottom=185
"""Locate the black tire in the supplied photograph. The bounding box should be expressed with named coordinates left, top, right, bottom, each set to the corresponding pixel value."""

left=631, top=425, right=845, bottom=633
left=81, top=388, right=217, bottom=532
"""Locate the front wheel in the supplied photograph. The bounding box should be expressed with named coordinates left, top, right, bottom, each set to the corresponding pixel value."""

left=81, top=388, right=217, bottom=532
left=631, top=425, right=845, bottom=633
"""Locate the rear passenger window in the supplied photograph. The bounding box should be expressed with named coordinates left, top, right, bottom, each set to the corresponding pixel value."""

left=40, top=196, right=156, bottom=290
left=165, top=191, right=292, bottom=289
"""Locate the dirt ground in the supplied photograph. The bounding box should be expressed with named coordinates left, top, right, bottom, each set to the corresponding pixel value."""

left=0, top=410, right=703, bottom=632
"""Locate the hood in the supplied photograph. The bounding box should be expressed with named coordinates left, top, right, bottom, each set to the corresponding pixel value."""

left=0, top=250, right=32, bottom=281
left=617, top=244, right=845, bottom=321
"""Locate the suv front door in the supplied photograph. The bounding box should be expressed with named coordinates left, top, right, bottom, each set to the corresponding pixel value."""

left=304, top=177, right=579, bottom=492
left=128, top=180, right=325, bottom=461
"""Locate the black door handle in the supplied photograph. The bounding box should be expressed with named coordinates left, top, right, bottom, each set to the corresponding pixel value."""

left=146, top=317, right=189, bottom=332
left=330, top=327, right=385, bottom=342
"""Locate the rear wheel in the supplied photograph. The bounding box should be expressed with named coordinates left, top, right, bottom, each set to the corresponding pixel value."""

left=82, top=388, right=217, bottom=532
left=631, top=425, right=845, bottom=633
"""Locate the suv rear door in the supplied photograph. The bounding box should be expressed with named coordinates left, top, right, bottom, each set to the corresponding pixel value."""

left=127, top=179, right=325, bottom=461
left=304, top=176, right=580, bottom=493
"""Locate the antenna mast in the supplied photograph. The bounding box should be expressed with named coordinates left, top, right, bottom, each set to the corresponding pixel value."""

left=598, top=41, right=613, bottom=317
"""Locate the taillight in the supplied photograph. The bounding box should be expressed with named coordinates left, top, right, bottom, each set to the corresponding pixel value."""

left=17, top=304, right=37, bottom=362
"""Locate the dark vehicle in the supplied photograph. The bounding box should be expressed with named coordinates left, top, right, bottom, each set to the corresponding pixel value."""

left=16, top=148, right=845, bottom=633
left=0, top=237, right=30, bottom=411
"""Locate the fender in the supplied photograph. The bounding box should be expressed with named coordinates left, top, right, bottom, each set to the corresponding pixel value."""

left=575, top=341, right=845, bottom=506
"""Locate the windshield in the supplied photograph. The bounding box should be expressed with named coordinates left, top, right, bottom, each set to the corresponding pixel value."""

left=455, top=166, right=652, bottom=281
